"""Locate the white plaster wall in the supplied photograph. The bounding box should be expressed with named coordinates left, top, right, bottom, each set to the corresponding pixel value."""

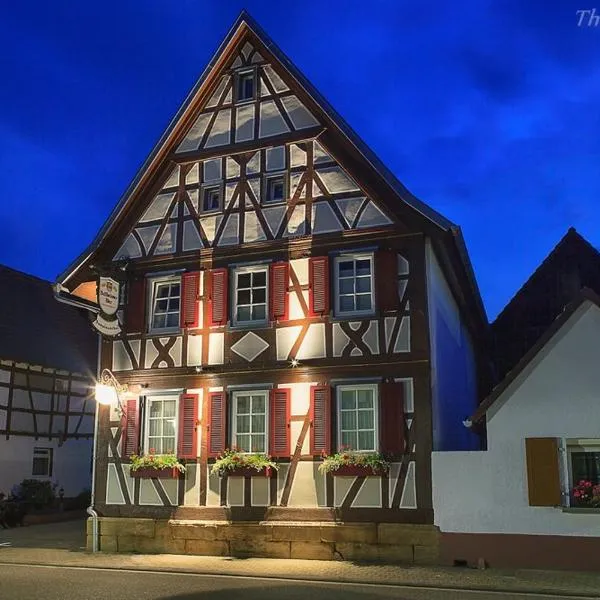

left=433, top=301, right=600, bottom=537
left=0, top=436, right=92, bottom=497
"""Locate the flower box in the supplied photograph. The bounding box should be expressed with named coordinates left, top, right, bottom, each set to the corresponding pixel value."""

left=220, top=467, right=273, bottom=478
left=331, top=465, right=388, bottom=477
left=131, top=467, right=181, bottom=479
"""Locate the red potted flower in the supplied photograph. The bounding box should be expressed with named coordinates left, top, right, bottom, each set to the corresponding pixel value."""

left=210, top=448, right=277, bottom=478
left=318, top=447, right=390, bottom=477
left=130, top=448, right=186, bottom=479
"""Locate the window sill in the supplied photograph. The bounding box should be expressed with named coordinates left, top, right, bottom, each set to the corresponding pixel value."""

left=147, top=328, right=182, bottom=337
left=331, top=312, right=377, bottom=322
left=229, top=321, right=269, bottom=331
left=561, top=507, right=600, bottom=514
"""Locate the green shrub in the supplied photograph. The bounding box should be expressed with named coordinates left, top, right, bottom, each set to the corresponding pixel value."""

left=16, top=479, right=57, bottom=509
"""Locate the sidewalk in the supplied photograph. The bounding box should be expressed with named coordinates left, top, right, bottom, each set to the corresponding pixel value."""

left=0, top=544, right=599, bottom=597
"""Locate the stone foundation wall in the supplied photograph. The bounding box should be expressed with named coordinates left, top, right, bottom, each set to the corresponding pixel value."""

left=87, top=518, right=439, bottom=564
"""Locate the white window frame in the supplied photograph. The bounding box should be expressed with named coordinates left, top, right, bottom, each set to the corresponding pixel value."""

left=333, top=252, right=375, bottom=318
left=232, top=264, right=269, bottom=327
left=336, top=383, right=379, bottom=452
left=32, top=447, right=53, bottom=477
left=262, top=172, right=287, bottom=205
left=231, top=390, right=269, bottom=453
left=566, top=439, right=600, bottom=506
left=201, top=183, right=222, bottom=214
left=143, top=395, right=179, bottom=455
left=235, top=69, right=256, bottom=104
left=148, top=275, right=181, bottom=334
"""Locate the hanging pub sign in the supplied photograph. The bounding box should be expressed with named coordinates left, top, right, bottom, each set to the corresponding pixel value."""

left=92, top=276, right=122, bottom=336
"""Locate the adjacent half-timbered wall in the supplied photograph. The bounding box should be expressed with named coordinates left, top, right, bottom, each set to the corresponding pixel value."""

left=0, top=360, right=95, bottom=496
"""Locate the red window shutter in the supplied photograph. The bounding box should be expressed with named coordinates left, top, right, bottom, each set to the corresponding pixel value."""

left=309, top=256, right=329, bottom=316
left=121, top=398, right=140, bottom=459
left=207, top=391, right=226, bottom=457
left=380, top=382, right=405, bottom=455
left=270, top=262, right=289, bottom=321
left=209, top=268, right=228, bottom=326
left=376, top=250, right=400, bottom=312
left=269, top=388, right=290, bottom=457
left=177, top=394, right=199, bottom=459
left=310, top=385, right=331, bottom=455
left=125, top=278, right=146, bottom=333
left=181, top=272, right=200, bottom=328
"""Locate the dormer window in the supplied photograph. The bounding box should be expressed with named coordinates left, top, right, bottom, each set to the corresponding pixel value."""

left=202, top=185, right=222, bottom=212
left=236, top=70, right=255, bottom=103
left=264, top=174, right=286, bottom=204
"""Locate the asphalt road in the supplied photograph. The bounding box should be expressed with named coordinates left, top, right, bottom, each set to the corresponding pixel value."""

left=0, top=564, right=590, bottom=600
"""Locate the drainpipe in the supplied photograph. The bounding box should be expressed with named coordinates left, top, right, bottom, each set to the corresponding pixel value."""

left=52, top=283, right=101, bottom=552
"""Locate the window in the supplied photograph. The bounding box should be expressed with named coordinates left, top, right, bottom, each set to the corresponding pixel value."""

left=202, top=185, right=221, bottom=213
left=264, top=174, right=286, bottom=204
left=149, top=277, right=181, bottom=332
left=144, top=396, right=178, bottom=454
left=32, top=448, right=53, bottom=477
left=337, top=384, right=378, bottom=452
left=236, top=70, right=255, bottom=103
left=567, top=440, right=600, bottom=505
left=334, top=253, right=375, bottom=317
left=233, top=265, right=268, bottom=326
left=232, top=391, right=268, bottom=452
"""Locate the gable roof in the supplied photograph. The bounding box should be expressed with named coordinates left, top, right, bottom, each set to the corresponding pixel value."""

left=473, top=287, right=600, bottom=423
left=492, top=227, right=600, bottom=379
left=56, top=11, right=486, bottom=332
left=0, top=265, right=97, bottom=374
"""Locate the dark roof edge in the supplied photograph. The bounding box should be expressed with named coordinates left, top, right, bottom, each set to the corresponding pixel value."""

left=493, top=227, right=600, bottom=325
left=56, top=13, right=249, bottom=285
left=57, top=10, right=457, bottom=287
left=472, top=288, right=600, bottom=423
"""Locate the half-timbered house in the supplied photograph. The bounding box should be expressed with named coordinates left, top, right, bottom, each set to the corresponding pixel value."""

left=0, top=265, right=96, bottom=497
left=56, top=12, right=487, bottom=561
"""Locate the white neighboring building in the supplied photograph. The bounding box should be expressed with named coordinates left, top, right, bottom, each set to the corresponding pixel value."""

left=432, top=290, right=600, bottom=571
left=0, top=265, right=96, bottom=497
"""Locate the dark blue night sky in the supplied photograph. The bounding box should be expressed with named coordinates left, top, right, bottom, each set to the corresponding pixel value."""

left=1, top=1, right=599, bottom=319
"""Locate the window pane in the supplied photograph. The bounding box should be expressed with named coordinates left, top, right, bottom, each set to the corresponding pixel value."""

left=166, top=313, right=179, bottom=328
left=340, top=296, right=354, bottom=312
left=236, top=415, right=250, bottom=434
left=572, top=452, right=600, bottom=484
left=252, top=435, right=265, bottom=452
left=168, top=298, right=180, bottom=311
left=237, top=306, right=251, bottom=322
left=341, top=431, right=357, bottom=450
left=356, top=259, right=371, bottom=276
left=357, top=389, right=373, bottom=409
left=358, top=409, right=374, bottom=429
left=238, top=273, right=251, bottom=288
left=338, top=261, right=353, bottom=276
left=253, top=271, right=266, bottom=286
left=157, top=285, right=170, bottom=298
left=358, top=431, right=375, bottom=451
left=356, top=277, right=371, bottom=293
left=356, top=295, right=372, bottom=311
left=237, top=434, right=251, bottom=452
left=339, top=279, right=354, bottom=294
left=163, top=419, right=175, bottom=438
left=340, top=390, right=356, bottom=410
left=251, top=395, right=265, bottom=413
left=341, top=410, right=357, bottom=431
left=163, top=438, right=175, bottom=454
left=253, top=288, right=266, bottom=304
left=252, top=305, right=266, bottom=321
left=150, top=401, right=162, bottom=417
left=238, top=289, right=251, bottom=305
left=237, top=396, right=250, bottom=414
left=252, top=415, right=265, bottom=433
